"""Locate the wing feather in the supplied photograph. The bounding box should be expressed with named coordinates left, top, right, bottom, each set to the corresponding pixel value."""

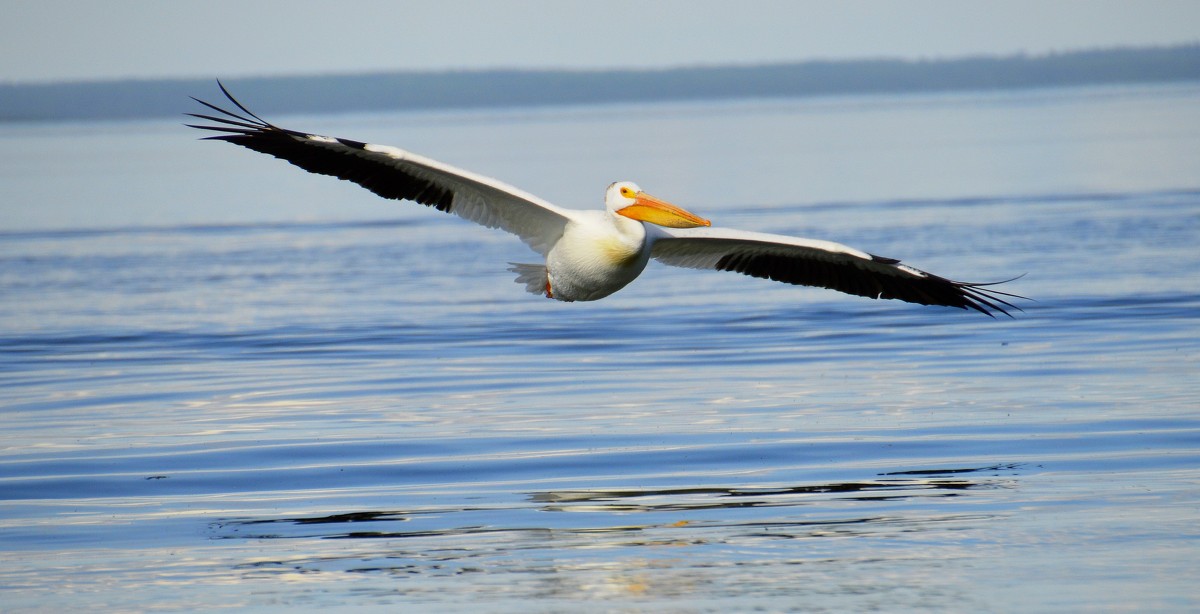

left=186, top=81, right=574, bottom=254
left=651, top=227, right=1023, bottom=317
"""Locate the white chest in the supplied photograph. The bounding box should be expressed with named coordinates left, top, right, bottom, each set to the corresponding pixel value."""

left=545, top=214, right=650, bottom=301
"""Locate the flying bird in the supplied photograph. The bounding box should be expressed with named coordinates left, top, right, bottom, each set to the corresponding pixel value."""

left=187, top=83, right=1022, bottom=316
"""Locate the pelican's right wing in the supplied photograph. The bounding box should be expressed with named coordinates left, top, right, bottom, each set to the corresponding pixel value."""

left=187, top=81, right=575, bottom=255
left=650, top=226, right=1023, bottom=316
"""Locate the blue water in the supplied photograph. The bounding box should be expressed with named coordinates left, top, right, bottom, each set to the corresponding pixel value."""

left=2, top=85, right=1199, bottom=611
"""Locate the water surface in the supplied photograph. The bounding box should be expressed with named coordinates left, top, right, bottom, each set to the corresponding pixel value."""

left=2, top=85, right=1198, bottom=612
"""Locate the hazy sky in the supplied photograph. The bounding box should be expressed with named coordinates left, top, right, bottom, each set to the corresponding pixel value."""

left=3, top=0, right=1198, bottom=83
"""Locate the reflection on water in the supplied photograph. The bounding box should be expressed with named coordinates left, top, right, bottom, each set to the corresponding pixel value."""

left=215, top=465, right=1015, bottom=540
left=198, top=466, right=1022, bottom=608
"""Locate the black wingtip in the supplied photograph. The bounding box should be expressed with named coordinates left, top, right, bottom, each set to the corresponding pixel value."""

left=183, top=111, right=263, bottom=131
left=216, top=79, right=271, bottom=126
left=185, top=80, right=273, bottom=129
left=956, top=277, right=1030, bottom=318
left=185, top=80, right=286, bottom=142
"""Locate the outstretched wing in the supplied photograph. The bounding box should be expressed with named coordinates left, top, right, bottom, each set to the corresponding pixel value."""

left=187, top=81, right=575, bottom=255
left=650, top=226, right=1023, bottom=317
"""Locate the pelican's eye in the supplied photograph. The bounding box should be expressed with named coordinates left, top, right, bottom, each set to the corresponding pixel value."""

left=619, top=186, right=634, bottom=198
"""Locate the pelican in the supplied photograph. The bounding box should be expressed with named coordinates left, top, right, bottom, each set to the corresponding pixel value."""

left=187, top=83, right=1022, bottom=316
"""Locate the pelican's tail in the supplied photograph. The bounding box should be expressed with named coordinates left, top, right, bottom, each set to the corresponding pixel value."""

left=508, top=263, right=551, bottom=298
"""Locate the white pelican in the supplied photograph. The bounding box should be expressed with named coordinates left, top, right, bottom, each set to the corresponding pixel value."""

left=188, top=83, right=1022, bottom=316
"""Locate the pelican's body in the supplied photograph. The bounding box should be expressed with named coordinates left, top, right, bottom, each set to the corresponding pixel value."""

left=188, top=83, right=1021, bottom=316
left=535, top=185, right=709, bottom=301
left=545, top=209, right=649, bottom=301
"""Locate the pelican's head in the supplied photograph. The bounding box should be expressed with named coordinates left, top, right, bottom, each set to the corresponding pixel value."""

left=605, top=181, right=710, bottom=228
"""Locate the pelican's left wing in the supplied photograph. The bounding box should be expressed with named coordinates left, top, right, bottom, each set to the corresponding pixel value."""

left=187, top=82, right=574, bottom=255
left=650, top=226, right=1022, bottom=316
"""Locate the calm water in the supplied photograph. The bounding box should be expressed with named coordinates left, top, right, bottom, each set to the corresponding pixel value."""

left=2, top=85, right=1199, bottom=612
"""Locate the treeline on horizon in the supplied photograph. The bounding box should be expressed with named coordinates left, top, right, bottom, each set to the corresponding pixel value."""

left=2, top=45, right=1198, bottom=122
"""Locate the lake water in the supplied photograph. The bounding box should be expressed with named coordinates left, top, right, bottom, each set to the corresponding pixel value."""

left=1, top=84, right=1198, bottom=612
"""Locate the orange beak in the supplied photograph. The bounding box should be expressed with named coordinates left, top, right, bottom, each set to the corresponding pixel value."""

left=616, top=192, right=711, bottom=228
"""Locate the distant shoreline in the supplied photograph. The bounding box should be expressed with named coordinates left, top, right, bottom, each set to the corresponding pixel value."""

left=2, top=44, right=1198, bottom=123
